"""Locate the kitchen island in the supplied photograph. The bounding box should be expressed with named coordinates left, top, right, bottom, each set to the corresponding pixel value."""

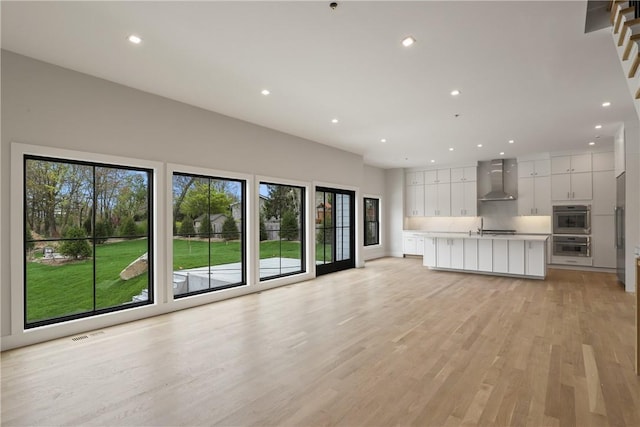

left=405, top=231, right=549, bottom=279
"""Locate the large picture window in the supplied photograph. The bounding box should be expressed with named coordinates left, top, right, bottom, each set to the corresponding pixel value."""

left=364, top=197, right=380, bottom=246
left=24, top=156, right=153, bottom=328
left=172, top=173, right=245, bottom=297
left=259, top=182, right=305, bottom=280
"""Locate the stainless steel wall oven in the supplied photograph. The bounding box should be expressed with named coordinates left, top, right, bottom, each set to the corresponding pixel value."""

left=553, top=235, right=591, bottom=257
left=552, top=205, right=591, bottom=235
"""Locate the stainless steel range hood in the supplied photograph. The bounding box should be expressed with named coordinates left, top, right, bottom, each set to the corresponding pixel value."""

left=479, top=159, right=516, bottom=201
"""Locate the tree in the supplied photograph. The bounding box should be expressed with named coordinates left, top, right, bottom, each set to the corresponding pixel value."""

left=259, top=214, right=268, bottom=241
left=262, top=185, right=299, bottom=220
left=59, top=227, right=92, bottom=259
left=222, top=216, right=239, bottom=241
left=180, top=181, right=233, bottom=219
left=119, top=217, right=137, bottom=238
left=198, top=215, right=213, bottom=236
left=179, top=215, right=195, bottom=235
left=280, top=210, right=299, bottom=241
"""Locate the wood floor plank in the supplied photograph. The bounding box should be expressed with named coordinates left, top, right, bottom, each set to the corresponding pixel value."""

left=1, top=257, right=638, bottom=426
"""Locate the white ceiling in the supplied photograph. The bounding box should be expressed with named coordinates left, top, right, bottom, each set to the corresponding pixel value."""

left=1, top=1, right=636, bottom=168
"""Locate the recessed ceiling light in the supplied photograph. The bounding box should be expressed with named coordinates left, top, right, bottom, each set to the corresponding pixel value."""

left=402, top=36, right=416, bottom=47
left=589, top=141, right=596, bottom=146
left=449, top=147, right=454, bottom=151
left=261, top=89, right=270, bottom=96
left=595, top=124, right=602, bottom=129
left=450, top=89, right=461, bottom=96
left=430, top=159, right=435, bottom=163
left=499, top=152, right=505, bottom=156
left=380, top=138, right=387, bottom=143
left=127, top=34, right=142, bottom=44
left=508, top=139, right=514, bottom=144
left=331, top=118, right=339, bottom=124
left=477, top=144, right=483, bottom=148
left=602, top=101, right=611, bottom=107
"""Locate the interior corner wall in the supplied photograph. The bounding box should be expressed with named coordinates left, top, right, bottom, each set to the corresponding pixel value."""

left=0, top=50, right=366, bottom=342
left=625, top=120, right=640, bottom=293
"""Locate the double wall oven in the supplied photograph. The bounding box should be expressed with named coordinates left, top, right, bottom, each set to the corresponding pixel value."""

left=552, top=205, right=591, bottom=258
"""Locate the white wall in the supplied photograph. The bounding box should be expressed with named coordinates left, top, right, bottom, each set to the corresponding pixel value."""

left=362, top=165, right=386, bottom=261
left=385, top=168, right=404, bottom=257
left=0, top=50, right=388, bottom=349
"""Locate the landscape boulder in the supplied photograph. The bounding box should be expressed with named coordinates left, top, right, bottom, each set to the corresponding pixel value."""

left=119, top=252, right=148, bottom=280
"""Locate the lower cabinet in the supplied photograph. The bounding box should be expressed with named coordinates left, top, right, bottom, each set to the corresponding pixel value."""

left=508, top=240, right=525, bottom=275
left=493, top=240, right=508, bottom=273
left=591, top=215, right=615, bottom=268
left=436, top=238, right=464, bottom=269
left=478, top=240, right=493, bottom=272
left=463, top=239, right=478, bottom=270
left=403, top=234, right=424, bottom=256
left=525, top=240, right=546, bottom=277
left=423, top=237, right=437, bottom=267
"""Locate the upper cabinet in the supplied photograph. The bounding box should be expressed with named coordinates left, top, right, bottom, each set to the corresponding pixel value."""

left=424, top=169, right=451, bottom=184
left=450, top=167, right=477, bottom=183
left=551, top=154, right=592, bottom=201
left=406, top=171, right=424, bottom=186
left=517, top=159, right=550, bottom=216
left=551, top=153, right=592, bottom=174
left=517, top=159, right=550, bottom=178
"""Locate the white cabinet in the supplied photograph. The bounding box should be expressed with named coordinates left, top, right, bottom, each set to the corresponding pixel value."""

left=551, top=155, right=592, bottom=201
left=423, top=237, right=437, bottom=267
left=463, top=239, right=478, bottom=270
left=591, top=215, right=615, bottom=268
left=518, top=175, right=550, bottom=216
left=508, top=240, right=525, bottom=275
left=406, top=185, right=425, bottom=216
left=478, top=239, right=493, bottom=272
left=518, top=159, right=550, bottom=178
left=492, top=240, right=509, bottom=273
left=424, top=169, right=451, bottom=184
left=451, top=181, right=477, bottom=217
left=551, top=172, right=592, bottom=201
left=525, top=240, right=546, bottom=277
left=406, top=171, right=424, bottom=186
left=436, top=238, right=464, bottom=269
left=424, top=183, right=451, bottom=216
left=551, top=154, right=592, bottom=174
left=403, top=234, right=424, bottom=255
left=592, top=170, right=615, bottom=215
left=451, top=167, right=477, bottom=183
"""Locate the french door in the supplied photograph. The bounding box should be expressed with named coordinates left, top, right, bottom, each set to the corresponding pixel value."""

left=315, top=187, right=355, bottom=276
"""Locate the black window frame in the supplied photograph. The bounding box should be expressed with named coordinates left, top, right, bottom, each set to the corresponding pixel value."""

left=364, top=197, right=380, bottom=247
left=259, top=181, right=306, bottom=281
left=23, top=155, right=154, bottom=329
left=171, top=171, right=246, bottom=298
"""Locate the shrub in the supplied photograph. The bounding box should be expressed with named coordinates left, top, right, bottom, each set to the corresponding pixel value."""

left=94, top=220, right=112, bottom=244
left=119, top=217, right=137, bottom=238
left=280, top=210, right=298, bottom=241
left=222, top=216, right=239, bottom=241
left=59, top=227, right=92, bottom=259
left=198, top=215, right=213, bottom=236
left=259, top=214, right=267, bottom=241
left=179, top=215, right=195, bottom=235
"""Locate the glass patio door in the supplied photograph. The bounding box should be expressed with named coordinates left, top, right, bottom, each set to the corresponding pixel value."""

left=315, top=187, right=355, bottom=275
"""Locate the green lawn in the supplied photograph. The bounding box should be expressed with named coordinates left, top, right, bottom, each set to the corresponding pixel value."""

left=26, top=239, right=149, bottom=324
left=27, top=238, right=330, bottom=323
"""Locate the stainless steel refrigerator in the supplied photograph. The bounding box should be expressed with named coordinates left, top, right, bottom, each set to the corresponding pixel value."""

left=615, top=172, right=625, bottom=285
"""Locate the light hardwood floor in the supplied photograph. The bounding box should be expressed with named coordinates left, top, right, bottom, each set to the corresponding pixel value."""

left=2, top=257, right=639, bottom=426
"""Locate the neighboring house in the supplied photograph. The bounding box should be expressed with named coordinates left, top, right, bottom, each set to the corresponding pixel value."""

left=194, top=213, right=226, bottom=235
left=230, top=195, right=268, bottom=222
left=315, top=201, right=332, bottom=224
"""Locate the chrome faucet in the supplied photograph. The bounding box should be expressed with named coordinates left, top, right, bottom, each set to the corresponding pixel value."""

left=477, top=217, right=484, bottom=236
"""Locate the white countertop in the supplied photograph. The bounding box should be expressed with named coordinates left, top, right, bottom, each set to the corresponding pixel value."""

left=404, top=231, right=550, bottom=241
